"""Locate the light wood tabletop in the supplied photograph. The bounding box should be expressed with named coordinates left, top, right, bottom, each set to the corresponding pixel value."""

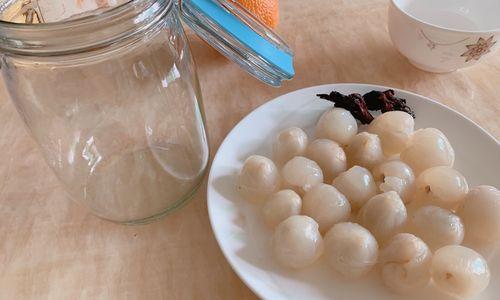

left=0, top=0, right=499, bottom=299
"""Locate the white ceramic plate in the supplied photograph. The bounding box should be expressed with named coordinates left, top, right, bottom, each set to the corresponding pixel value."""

left=207, top=83, right=500, bottom=300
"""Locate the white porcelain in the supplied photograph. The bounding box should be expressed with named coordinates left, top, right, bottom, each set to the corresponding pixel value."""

left=388, top=0, right=500, bottom=72
left=207, top=83, right=500, bottom=300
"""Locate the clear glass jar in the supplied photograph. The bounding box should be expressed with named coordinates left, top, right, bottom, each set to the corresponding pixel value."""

left=0, top=0, right=209, bottom=223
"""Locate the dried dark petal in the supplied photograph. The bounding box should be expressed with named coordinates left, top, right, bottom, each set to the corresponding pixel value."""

left=347, top=93, right=375, bottom=124
left=362, top=89, right=416, bottom=118
left=318, top=89, right=416, bottom=124
left=317, top=92, right=374, bottom=124
left=383, top=90, right=416, bottom=118
left=363, top=90, right=386, bottom=111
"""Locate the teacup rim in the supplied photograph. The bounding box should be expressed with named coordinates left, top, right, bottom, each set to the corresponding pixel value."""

left=391, top=0, right=500, bottom=34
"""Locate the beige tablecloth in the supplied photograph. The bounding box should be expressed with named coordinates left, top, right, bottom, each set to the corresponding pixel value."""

left=0, top=0, right=499, bottom=298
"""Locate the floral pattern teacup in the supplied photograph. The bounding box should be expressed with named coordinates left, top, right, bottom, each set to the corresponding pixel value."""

left=388, top=0, right=499, bottom=73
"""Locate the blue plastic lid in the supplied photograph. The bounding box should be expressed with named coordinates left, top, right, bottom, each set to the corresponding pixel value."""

left=181, top=0, right=294, bottom=86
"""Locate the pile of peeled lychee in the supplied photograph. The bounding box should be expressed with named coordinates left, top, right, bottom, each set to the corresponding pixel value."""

left=236, top=107, right=499, bottom=298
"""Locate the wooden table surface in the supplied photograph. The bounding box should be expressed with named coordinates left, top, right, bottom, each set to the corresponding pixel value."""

left=1, top=0, right=499, bottom=299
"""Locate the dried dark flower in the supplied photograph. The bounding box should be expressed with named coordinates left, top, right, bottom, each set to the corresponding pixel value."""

left=317, top=89, right=416, bottom=124
left=363, top=90, right=416, bottom=118
left=363, top=90, right=386, bottom=111
left=317, top=91, right=374, bottom=124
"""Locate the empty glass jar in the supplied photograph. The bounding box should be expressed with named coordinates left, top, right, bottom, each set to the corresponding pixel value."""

left=0, top=0, right=294, bottom=224
left=0, top=0, right=209, bottom=223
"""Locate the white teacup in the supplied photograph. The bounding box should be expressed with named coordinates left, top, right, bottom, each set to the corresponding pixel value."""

left=388, top=0, right=500, bottom=72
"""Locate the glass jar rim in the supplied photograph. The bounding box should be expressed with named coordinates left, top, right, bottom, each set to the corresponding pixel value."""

left=0, top=0, right=295, bottom=86
left=0, top=0, right=142, bottom=27
left=0, top=0, right=173, bottom=55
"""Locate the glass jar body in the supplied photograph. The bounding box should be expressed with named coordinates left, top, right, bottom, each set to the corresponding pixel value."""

left=0, top=1, right=209, bottom=223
